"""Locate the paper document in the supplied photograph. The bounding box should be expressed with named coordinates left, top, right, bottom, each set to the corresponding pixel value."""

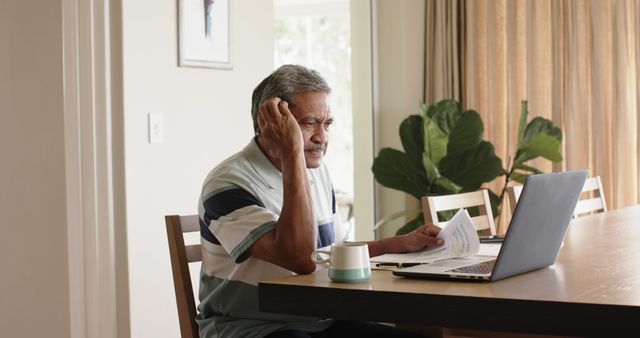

left=371, top=208, right=482, bottom=265
left=478, top=243, right=502, bottom=256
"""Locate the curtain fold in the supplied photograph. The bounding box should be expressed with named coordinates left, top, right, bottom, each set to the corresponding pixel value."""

left=424, top=0, right=464, bottom=103
left=424, top=0, right=640, bottom=231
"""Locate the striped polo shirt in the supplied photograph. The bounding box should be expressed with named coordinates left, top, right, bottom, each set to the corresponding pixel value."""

left=196, top=139, right=347, bottom=338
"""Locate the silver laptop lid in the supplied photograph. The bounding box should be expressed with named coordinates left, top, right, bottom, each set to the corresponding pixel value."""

left=491, top=170, right=588, bottom=281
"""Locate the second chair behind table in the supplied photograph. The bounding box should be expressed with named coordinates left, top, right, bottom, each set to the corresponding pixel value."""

left=507, top=176, right=608, bottom=218
left=421, top=189, right=497, bottom=236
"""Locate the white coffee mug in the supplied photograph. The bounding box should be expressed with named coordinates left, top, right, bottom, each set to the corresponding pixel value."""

left=311, top=242, right=371, bottom=283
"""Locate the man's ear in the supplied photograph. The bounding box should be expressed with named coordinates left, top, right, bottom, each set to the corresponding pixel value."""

left=256, top=110, right=266, bottom=132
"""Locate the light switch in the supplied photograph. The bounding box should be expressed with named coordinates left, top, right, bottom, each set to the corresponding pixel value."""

left=148, top=113, right=164, bottom=143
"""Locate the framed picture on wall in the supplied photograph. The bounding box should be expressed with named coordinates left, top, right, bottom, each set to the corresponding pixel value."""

left=178, top=0, right=232, bottom=69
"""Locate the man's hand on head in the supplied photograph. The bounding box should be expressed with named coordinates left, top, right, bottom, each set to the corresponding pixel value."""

left=257, top=97, right=304, bottom=161
left=252, top=96, right=317, bottom=274
left=402, top=224, right=444, bottom=253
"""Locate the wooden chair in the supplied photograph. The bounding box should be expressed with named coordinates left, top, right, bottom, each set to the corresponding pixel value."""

left=507, top=176, right=607, bottom=218
left=506, top=185, right=523, bottom=215
left=421, top=189, right=497, bottom=235
left=165, top=215, right=202, bottom=338
left=573, top=176, right=608, bottom=217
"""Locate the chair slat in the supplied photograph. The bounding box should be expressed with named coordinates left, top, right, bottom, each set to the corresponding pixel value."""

left=470, top=215, right=490, bottom=231
left=422, top=189, right=496, bottom=235
left=574, top=198, right=605, bottom=216
left=180, top=215, right=200, bottom=232
left=507, top=185, right=523, bottom=215
left=508, top=176, right=607, bottom=219
left=437, top=215, right=490, bottom=231
left=582, top=177, right=600, bottom=191
left=431, top=193, right=486, bottom=211
left=185, top=244, right=202, bottom=263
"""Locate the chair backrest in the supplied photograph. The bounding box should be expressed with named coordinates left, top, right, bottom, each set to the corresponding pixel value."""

left=421, top=189, right=497, bottom=235
left=573, top=176, right=608, bottom=217
left=165, top=215, right=201, bottom=338
left=507, top=176, right=607, bottom=218
left=506, top=185, right=523, bottom=215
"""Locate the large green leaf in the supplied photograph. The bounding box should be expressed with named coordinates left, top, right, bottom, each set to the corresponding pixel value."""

left=513, top=162, right=543, bottom=174
left=515, top=133, right=563, bottom=163
left=423, top=116, right=448, bottom=166
left=447, top=110, right=484, bottom=156
left=510, top=172, right=530, bottom=184
left=436, top=209, right=456, bottom=222
left=372, top=148, right=428, bottom=199
left=422, top=155, right=440, bottom=184
left=433, top=177, right=462, bottom=193
left=517, top=101, right=529, bottom=148
left=430, top=183, right=459, bottom=196
left=400, top=115, right=425, bottom=172
left=523, top=117, right=562, bottom=144
left=424, top=100, right=462, bottom=134
left=487, top=189, right=501, bottom=220
left=373, top=208, right=422, bottom=232
left=395, top=213, right=425, bottom=235
left=419, top=102, right=429, bottom=114
left=439, top=141, right=505, bottom=191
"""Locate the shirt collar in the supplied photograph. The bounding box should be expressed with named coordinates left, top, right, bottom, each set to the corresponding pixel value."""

left=244, top=137, right=318, bottom=189
left=244, top=138, right=282, bottom=190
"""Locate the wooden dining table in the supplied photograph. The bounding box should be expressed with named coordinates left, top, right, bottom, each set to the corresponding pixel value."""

left=259, top=205, right=640, bottom=337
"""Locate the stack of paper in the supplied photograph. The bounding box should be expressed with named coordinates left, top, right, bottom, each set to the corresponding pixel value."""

left=371, top=209, right=498, bottom=266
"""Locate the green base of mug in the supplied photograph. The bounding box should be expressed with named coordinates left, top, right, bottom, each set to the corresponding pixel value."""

left=329, top=268, right=371, bottom=283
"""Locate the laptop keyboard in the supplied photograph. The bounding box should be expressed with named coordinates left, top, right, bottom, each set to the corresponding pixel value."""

left=448, top=259, right=496, bottom=274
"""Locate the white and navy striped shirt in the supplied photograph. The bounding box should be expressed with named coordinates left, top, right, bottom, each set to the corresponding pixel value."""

left=196, top=139, right=347, bottom=338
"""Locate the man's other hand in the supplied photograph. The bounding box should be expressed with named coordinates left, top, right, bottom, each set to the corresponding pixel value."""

left=402, top=224, right=444, bottom=252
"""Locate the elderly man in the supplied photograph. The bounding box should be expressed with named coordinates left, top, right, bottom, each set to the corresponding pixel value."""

left=197, top=64, right=442, bottom=338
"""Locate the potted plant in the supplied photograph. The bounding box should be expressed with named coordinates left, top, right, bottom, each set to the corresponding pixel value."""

left=372, top=100, right=563, bottom=234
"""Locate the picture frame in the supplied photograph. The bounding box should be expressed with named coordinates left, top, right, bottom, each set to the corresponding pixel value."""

left=178, top=0, right=232, bottom=69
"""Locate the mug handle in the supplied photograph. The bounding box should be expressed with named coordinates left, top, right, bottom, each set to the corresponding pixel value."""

left=311, top=249, right=331, bottom=264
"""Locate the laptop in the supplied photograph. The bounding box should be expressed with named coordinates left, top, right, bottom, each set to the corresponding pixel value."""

left=393, top=170, right=588, bottom=282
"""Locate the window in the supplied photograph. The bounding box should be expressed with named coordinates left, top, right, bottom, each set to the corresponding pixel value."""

left=274, top=0, right=354, bottom=237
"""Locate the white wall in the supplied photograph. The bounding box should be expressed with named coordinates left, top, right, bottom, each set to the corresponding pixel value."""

left=0, top=1, right=70, bottom=337
left=121, top=1, right=274, bottom=336
left=351, top=0, right=376, bottom=241
left=373, top=0, right=426, bottom=238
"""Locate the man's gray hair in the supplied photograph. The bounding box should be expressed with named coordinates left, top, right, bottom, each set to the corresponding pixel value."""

left=251, top=64, right=331, bottom=135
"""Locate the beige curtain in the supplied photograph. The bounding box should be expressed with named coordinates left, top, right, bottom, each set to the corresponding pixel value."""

left=424, top=0, right=465, bottom=103
left=426, top=0, right=640, bottom=231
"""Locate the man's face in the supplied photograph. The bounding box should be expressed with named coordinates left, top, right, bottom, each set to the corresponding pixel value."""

left=289, top=92, right=332, bottom=169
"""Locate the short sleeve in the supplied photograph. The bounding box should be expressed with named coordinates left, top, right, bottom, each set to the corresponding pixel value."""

left=201, top=186, right=278, bottom=263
